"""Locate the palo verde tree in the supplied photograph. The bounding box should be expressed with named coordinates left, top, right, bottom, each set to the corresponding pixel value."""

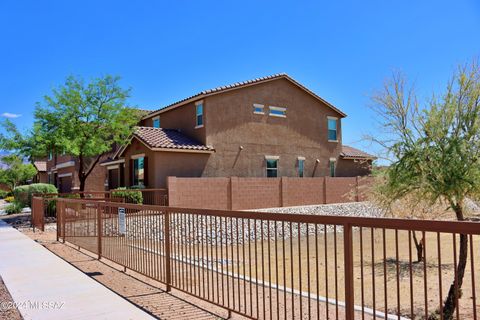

left=370, top=61, right=480, bottom=319
left=1, top=75, right=141, bottom=192
left=0, top=155, right=37, bottom=190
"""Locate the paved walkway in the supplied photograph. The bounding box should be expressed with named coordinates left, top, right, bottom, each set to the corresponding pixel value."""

left=0, top=220, right=156, bottom=320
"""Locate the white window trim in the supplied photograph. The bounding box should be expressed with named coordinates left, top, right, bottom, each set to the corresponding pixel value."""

left=253, top=103, right=265, bottom=115
left=327, top=116, right=339, bottom=142
left=56, top=161, right=75, bottom=169
left=58, top=173, right=72, bottom=178
left=131, top=153, right=145, bottom=160
left=107, top=165, right=119, bottom=170
left=329, top=157, right=337, bottom=162
left=297, top=156, right=306, bottom=161
left=195, top=100, right=204, bottom=128
left=265, top=155, right=280, bottom=160
left=269, top=106, right=287, bottom=118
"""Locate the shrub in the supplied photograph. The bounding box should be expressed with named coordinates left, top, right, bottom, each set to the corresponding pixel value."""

left=13, top=183, right=58, bottom=208
left=4, top=201, right=23, bottom=214
left=0, top=190, right=8, bottom=199
left=111, top=187, right=143, bottom=204
left=4, top=196, right=14, bottom=203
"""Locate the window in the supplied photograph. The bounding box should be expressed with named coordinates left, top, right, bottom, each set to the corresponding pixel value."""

left=328, top=117, right=338, bottom=141
left=329, top=159, right=336, bottom=177
left=152, top=116, right=160, bottom=128
left=266, top=157, right=278, bottom=177
left=253, top=104, right=264, bottom=114
left=133, top=157, right=145, bottom=186
left=196, top=103, right=204, bottom=127
left=269, top=106, right=287, bottom=117
left=298, top=158, right=305, bottom=177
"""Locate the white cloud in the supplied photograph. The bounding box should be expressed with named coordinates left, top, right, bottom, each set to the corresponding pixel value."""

left=1, top=112, right=22, bottom=119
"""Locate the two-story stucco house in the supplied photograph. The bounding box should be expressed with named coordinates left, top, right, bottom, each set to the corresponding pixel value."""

left=99, top=73, right=375, bottom=190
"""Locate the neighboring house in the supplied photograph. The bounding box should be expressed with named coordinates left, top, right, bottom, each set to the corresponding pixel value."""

left=46, top=150, right=113, bottom=193
left=33, top=160, right=48, bottom=183
left=45, top=110, right=149, bottom=193
left=100, top=73, right=375, bottom=189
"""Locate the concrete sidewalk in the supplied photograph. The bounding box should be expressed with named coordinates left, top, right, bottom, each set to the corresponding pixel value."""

left=0, top=220, right=156, bottom=320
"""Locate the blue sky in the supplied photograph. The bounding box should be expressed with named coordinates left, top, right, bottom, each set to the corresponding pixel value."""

left=1, top=0, right=479, bottom=156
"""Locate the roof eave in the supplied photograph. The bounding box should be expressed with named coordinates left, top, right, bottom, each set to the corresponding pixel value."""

left=341, top=155, right=377, bottom=160
left=142, top=74, right=347, bottom=119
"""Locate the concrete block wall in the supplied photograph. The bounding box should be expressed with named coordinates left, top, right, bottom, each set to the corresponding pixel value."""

left=167, top=176, right=374, bottom=210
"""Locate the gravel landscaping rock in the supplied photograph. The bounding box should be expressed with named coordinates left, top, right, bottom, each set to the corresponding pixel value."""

left=92, top=201, right=386, bottom=246
left=252, top=201, right=386, bottom=218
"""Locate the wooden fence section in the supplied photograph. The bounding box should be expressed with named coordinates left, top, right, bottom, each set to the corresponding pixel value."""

left=55, top=198, right=480, bottom=320
left=167, top=176, right=374, bottom=210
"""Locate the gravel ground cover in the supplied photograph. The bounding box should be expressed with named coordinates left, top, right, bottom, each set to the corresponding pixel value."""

left=0, top=277, right=23, bottom=320
left=252, top=201, right=386, bottom=218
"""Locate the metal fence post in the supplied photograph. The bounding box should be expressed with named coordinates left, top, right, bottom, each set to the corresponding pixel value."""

left=344, top=223, right=354, bottom=320
left=164, top=208, right=172, bottom=292
left=56, top=200, right=61, bottom=242
left=97, top=203, right=102, bottom=260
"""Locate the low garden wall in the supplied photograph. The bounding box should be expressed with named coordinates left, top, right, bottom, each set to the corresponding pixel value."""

left=167, top=176, right=374, bottom=210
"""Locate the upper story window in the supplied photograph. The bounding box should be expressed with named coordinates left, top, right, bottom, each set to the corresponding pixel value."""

left=265, top=156, right=279, bottom=177
left=269, top=106, right=287, bottom=118
left=152, top=116, right=160, bottom=128
left=328, top=117, right=338, bottom=141
left=195, top=102, right=204, bottom=128
left=298, top=157, right=305, bottom=177
left=253, top=104, right=264, bottom=114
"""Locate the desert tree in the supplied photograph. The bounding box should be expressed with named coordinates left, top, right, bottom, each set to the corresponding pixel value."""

left=0, top=155, right=37, bottom=190
left=369, top=61, right=480, bottom=319
left=1, top=75, right=142, bottom=192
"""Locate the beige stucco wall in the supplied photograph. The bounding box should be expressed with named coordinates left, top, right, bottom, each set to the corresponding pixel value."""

left=201, top=77, right=344, bottom=177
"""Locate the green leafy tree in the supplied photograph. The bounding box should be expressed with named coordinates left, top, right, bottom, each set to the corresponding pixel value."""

left=370, top=61, right=480, bottom=319
left=1, top=75, right=141, bottom=192
left=0, top=155, right=37, bottom=190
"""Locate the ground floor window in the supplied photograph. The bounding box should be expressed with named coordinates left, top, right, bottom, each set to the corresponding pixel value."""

left=298, top=158, right=305, bottom=177
left=133, top=157, right=145, bottom=186
left=266, top=158, right=278, bottom=177
left=329, top=159, right=336, bottom=177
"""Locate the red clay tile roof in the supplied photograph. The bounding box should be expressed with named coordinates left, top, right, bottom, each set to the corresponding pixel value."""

left=134, top=127, right=214, bottom=151
left=341, top=145, right=376, bottom=159
left=33, top=161, right=47, bottom=172
left=146, top=73, right=346, bottom=118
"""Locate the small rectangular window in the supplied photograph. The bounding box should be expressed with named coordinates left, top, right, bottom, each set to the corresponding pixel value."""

left=328, top=118, right=338, bottom=141
left=196, top=104, right=204, bottom=127
left=298, top=159, right=305, bottom=177
left=266, top=158, right=278, bottom=177
left=329, top=159, right=336, bottom=177
left=269, top=106, right=286, bottom=117
left=253, top=104, right=264, bottom=114
left=152, top=116, right=160, bottom=128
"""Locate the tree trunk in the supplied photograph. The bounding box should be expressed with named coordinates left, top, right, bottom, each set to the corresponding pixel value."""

left=442, top=204, right=468, bottom=320
left=78, top=155, right=86, bottom=197
left=79, top=176, right=86, bottom=193
left=412, top=231, right=424, bottom=262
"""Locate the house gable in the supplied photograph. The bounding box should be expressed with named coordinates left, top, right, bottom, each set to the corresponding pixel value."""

left=143, top=74, right=346, bottom=120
